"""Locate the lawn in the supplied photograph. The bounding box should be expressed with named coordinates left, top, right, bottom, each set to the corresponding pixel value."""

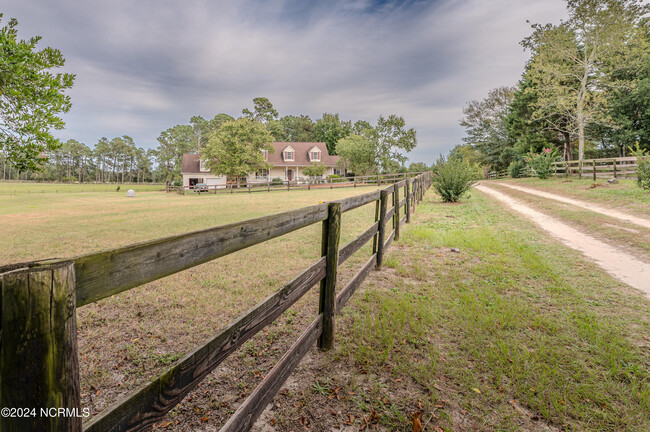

left=260, top=191, right=649, bottom=431
left=0, top=181, right=165, bottom=195
left=496, top=177, right=650, bottom=217
left=2, top=185, right=648, bottom=431
left=0, top=185, right=383, bottom=421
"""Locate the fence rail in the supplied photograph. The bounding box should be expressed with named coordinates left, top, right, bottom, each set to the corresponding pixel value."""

left=175, top=172, right=426, bottom=195
left=0, top=172, right=433, bottom=432
left=487, top=156, right=646, bottom=180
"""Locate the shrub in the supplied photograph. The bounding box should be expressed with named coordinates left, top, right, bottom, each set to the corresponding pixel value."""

left=629, top=143, right=650, bottom=190
left=328, top=174, right=346, bottom=183
left=508, top=160, right=526, bottom=178
left=526, top=148, right=558, bottom=179
left=271, top=177, right=283, bottom=186
left=432, top=157, right=477, bottom=202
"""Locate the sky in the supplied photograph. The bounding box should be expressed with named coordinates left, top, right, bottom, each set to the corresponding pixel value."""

left=3, top=0, right=569, bottom=165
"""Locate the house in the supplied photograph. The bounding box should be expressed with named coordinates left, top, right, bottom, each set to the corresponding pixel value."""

left=181, top=142, right=346, bottom=188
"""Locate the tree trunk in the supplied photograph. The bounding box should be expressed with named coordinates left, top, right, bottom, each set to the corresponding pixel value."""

left=563, top=132, right=573, bottom=161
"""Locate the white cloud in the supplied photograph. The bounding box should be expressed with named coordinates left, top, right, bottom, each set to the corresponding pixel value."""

left=3, top=0, right=568, bottom=163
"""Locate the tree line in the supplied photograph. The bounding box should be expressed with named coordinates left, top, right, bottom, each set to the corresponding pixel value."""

left=458, top=0, right=650, bottom=172
left=1, top=15, right=423, bottom=184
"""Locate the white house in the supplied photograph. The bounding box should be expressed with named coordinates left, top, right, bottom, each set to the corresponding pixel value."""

left=181, top=142, right=346, bottom=188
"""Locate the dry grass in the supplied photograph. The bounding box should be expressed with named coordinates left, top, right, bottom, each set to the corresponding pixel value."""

left=0, top=186, right=381, bottom=421
left=497, top=177, right=650, bottom=217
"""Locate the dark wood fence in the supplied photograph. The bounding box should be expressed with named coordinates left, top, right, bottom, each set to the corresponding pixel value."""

left=0, top=172, right=433, bottom=432
left=176, top=172, right=426, bottom=195
left=487, top=156, right=647, bottom=180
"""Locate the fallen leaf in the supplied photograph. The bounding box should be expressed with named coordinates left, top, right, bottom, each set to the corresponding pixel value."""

left=201, top=416, right=208, bottom=423
left=159, top=421, right=172, bottom=428
left=412, top=412, right=423, bottom=432
left=472, top=388, right=481, bottom=394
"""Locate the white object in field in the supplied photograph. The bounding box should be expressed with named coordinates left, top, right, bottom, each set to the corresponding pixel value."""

left=127, top=189, right=135, bottom=197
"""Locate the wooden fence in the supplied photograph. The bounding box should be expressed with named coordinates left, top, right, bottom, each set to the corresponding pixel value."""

left=487, top=156, right=646, bottom=180
left=551, top=156, right=641, bottom=180
left=175, top=172, right=426, bottom=195
left=0, top=172, right=433, bottom=432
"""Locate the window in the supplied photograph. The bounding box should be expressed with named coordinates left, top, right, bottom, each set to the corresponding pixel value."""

left=261, top=150, right=268, bottom=159
left=310, top=151, right=321, bottom=161
left=199, top=159, right=207, bottom=172
left=333, top=168, right=344, bottom=176
left=256, top=169, right=269, bottom=178
left=284, top=151, right=294, bottom=161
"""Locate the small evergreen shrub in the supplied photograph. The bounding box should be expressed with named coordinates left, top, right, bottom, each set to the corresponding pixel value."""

left=328, top=174, right=345, bottom=183
left=629, top=143, right=650, bottom=190
left=526, top=148, right=558, bottom=179
left=432, top=157, right=477, bottom=202
left=271, top=177, right=283, bottom=186
left=508, top=160, right=526, bottom=178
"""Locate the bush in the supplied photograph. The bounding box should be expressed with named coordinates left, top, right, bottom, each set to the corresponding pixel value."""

left=271, top=177, right=283, bottom=186
left=508, top=160, right=526, bottom=178
left=526, top=148, right=558, bottom=179
left=328, top=174, right=346, bottom=183
left=629, top=143, right=650, bottom=190
left=432, top=157, right=477, bottom=202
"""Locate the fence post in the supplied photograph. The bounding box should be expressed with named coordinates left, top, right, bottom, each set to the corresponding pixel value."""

left=0, top=261, right=81, bottom=432
left=372, top=198, right=380, bottom=254
left=613, top=159, right=617, bottom=178
left=393, top=183, right=400, bottom=241
left=354, top=177, right=357, bottom=188
left=593, top=160, right=596, bottom=181
left=405, top=178, right=411, bottom=223
left=579, top=160, right=583, bottom=179
left=318, top=202, right=341, bottom=351
left=376, top=190, right=389, bottom=268
left=330, top=177, right=333, bottom=189
left=378, top=174, right=381, bottom=187
left=565, top=161, right=569, bottom=178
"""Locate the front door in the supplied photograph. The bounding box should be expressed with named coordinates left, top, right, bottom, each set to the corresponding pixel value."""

left=287, top=169, right=293, bottom=181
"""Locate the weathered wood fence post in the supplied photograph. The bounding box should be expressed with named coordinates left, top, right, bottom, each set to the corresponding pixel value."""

left=376, top=190, right=389, bottom=268
left=613, top=159, right=617, bottom=178
left=318, top=202, right=341, bottom=351
left=405, top=178, right=411, bottom=224
left=579, top=160, right=583, bottom=179
left=393, top=183, right=400, bottom=241
left=0, top=261, right=82, bottom=432
left=593, top=160, right=597, bottom=181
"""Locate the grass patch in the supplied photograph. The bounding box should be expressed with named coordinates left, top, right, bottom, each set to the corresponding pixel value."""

left=332, top=192, right=649, bottom=431
left=498, top=177, right=650, bottom=217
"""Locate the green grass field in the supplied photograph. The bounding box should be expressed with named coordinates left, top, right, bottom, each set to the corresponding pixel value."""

left=497, top=177, right=650, bottom=216
left=2, top=184, right=648, bottom=431
left=0, top=181, right=165, bottom=195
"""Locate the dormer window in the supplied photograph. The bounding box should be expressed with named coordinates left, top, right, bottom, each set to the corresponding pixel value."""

left=283, top=145, right=295, bottom=161
left=262, top=149, right=269, bottom=160
left=200, top=159, right=208, bottom=172
left=309, top=147, right=321, bottom=162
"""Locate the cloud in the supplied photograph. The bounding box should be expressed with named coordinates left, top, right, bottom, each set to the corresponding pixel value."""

left=3, top=0, right=568, bottom=163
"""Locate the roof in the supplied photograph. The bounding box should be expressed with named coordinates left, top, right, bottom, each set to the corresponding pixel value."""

left=266, top=142, right=339, bottom=167
left=181, top=153, right=203, bottom=174
left=181, top=142, right=340, bottom=174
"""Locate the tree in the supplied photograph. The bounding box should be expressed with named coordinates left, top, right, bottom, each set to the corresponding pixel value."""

left=0, top=14, right=75, bottom=172
left=156, top=125, right=194, bottom=188
left=371, top=115, right=417, bottom=171
left=460, top=86, right=517, bottom=171
left=314, top=113, right=352, bottom=155
left=335, top=134, right=378, bottom=175
left=202, top=118, right=274, bottom=178
left=302, top=162, right=326, bottom=177
left=270, top=115, right=317, bottom=142
left=242, top=97, right=279, bottom=124
left=522, top=0, right=648, bottom=161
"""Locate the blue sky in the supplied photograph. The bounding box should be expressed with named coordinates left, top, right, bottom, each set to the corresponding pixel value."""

left=3, top=0, right=568, bottom=164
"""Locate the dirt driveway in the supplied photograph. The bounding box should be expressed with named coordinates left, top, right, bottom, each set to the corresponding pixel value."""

left=476, top=184, right=650, bottom=295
